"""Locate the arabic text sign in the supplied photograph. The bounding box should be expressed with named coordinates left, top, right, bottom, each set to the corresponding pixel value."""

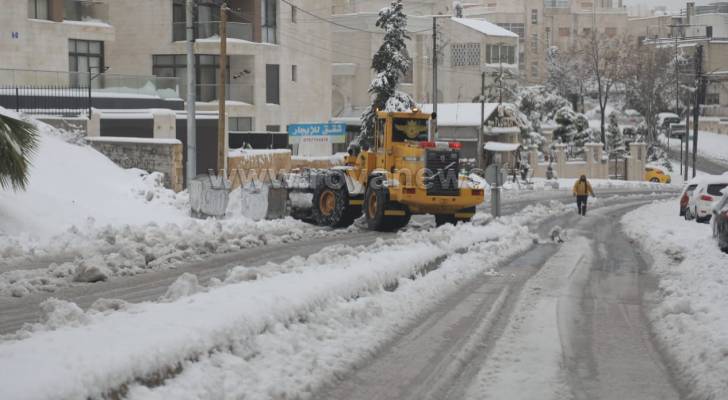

left=288, top=123, right=347, bottom=144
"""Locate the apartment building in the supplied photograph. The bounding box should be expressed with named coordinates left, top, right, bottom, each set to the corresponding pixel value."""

left=0, top=0, right=114, bottom=81
left=104, top=0, right=332, bottom=134
left=639, top=2, right=728, bottom=115
left=330, top=10, right=519, bottom=120
left=470, top=0, right=629, bottom=84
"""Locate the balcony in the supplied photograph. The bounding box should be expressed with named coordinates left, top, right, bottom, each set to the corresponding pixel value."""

left=64, top=0, right=109, bottom=23
left=173, top=21, right=253, bottom=42
left=178, top=83, right=254, bottom=104
left=544, top=0, right=570, bottom=8
left=0, top=68, right=180, bottom=98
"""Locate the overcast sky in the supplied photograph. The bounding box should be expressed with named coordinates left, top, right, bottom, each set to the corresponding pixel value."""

left=622, top=0, right=713, bottom=12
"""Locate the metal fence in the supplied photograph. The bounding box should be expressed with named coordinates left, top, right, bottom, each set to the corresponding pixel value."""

left=0, top=85, right=90, bottom=117
left=0, top=68, right=182, bottom=117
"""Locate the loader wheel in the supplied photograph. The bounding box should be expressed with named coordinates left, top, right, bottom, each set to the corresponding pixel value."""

left=312, top=172, right=360, bottom=228
left=435, top=214, right=458, bottom=227
left=364, top=177, right=402, bottom=232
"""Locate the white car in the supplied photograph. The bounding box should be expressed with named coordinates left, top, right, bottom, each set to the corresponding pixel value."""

left=686, top=176, right=728, bottom=223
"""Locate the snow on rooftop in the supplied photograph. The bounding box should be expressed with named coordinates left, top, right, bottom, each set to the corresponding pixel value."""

left=451, top=17, right=519, bottom=38
left=420, top=103, right=500, bottom=127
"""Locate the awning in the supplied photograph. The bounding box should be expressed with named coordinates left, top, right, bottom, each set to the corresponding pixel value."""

left=484, top=141, right=521, bottom=152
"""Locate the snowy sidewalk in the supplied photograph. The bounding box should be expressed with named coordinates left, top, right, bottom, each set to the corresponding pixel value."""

left=622, top=201, right=728, bottom=400
left=660, top=130, right=728, bottom=166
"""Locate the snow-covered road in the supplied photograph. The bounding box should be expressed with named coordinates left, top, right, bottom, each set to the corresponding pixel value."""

left=317, top=200, right=681, bottom=400
left=0, top=189, right=680, bottom=400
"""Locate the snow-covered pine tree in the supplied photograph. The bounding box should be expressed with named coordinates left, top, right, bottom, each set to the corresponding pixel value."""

left=358, top=0, right=415, bottom=145
left=606, top=111, right=626, bottom=158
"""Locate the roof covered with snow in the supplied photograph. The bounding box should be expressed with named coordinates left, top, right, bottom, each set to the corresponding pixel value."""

left=420, top=103, right=500, bottom=127
left=450, top=17, right=519, bottom=38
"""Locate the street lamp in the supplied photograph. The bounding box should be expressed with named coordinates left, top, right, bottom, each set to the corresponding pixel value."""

left=87, top=65, right=110, bottom=120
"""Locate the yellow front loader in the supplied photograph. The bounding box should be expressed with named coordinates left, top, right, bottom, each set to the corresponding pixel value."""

left=308, top=109, right=484, bottom=231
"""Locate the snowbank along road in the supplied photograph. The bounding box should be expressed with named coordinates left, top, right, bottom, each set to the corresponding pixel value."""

left=0, top=188, right=675, bottom=335
left=0, top=189, right=679, bottom=400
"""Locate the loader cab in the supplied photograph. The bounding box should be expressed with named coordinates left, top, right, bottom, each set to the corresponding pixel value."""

left=372, top=109, right=433, bottom=172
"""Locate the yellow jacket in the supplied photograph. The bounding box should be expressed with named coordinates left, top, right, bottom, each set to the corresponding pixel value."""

left=572, top=180, right=594, bottom=196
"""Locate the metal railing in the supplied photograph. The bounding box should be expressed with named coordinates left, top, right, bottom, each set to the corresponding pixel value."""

left=0, top=86, right=89, bottom=117
left=64, top=0, right=109, bottom=22
left=172, top=21, right=253, bottom=42
left=182, top=83, right=254, bottom=104
left=0, top=69, right=181, bottom=99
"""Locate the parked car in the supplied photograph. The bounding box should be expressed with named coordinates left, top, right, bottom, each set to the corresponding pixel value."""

left=680, top=181, right=700, bottom=217
left=657, top=112, right=681, bottom=133
left=620, top=109, right=645, bottom=127
left=668, top=123, right=687, bottom=139
left=687, top=176, right=728, bottom=223
left=644, top=166, right=671, bottom=184
left=712, top=189, right=728, bottom=253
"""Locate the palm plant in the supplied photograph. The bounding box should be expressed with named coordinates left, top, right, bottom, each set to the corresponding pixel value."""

left=0, top=113, right=39, bottom=191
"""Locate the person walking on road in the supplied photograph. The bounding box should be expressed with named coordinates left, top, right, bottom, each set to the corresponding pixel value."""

left=572, top=174, right=595, bottom=216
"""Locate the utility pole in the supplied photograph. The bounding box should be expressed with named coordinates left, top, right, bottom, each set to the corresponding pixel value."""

left=685, top=103, right=690, bottom=181
left=217, top=2, right=228, bottom=174
left=186, top=0, right=197, bottom=184
left=692, top=44, right=703, bottom=178
left=432, top=16, right=438, bottom=141
left=478, top=71, right=485, bottom=170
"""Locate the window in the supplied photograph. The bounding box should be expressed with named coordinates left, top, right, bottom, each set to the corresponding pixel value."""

left=706, top=93, right=720, bottom=105
left=266, top=125, right=281, bottom=132
left=266, top=64, right=280, bottom=104
left=152, top=54, right=229, bottom=101
left=291, top=5, right=297, bottom=23
left=531, top=9, right=538, bottom=25
left=530, top=34, right=539, bottom=53
left=605, top=27, right=617, bottom=37
left=486, top=44, right=515, bottom=64
left=69, top=39, right=104, bottom=86
left=559, top=27, right=570, bottom=37
left=531, top=62, right=539, bottom=78
left=496, top=23, right=524, bottom=39
left=582, top=28, right=592, bottom=36
left=229, top=117, right=253, bottom=132
left=545, top=27, right=551, bottom=46
left=262, top=0, right=277, bottom=44
left=451, top=43, right=481, bottom=67
left=28, top=0, right=49, bottom=20
left=291, top=65, right=297, bottom=82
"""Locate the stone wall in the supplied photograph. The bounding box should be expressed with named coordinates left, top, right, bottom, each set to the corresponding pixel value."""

left=87, top=137, right=184, bottom=192
left=529, top=142, right=647, bottom=181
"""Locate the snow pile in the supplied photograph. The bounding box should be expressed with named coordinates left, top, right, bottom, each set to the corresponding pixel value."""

left=0, top=216, right=344, bottom=297
left=0, top=203, right=569, bottom=400
left=0, top=107, right=187, bottom=240
left=622, top=200, right=728, bottom=399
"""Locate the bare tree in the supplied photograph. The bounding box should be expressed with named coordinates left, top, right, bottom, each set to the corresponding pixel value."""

left=545, top=45, right=588, bottom=112
left=624, top=45, right=674, bottom=143
left=580, top=32, right=635, bottom=145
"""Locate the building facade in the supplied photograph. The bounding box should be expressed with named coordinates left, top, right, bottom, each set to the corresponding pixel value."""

left=330, top=13, right=519, bottom=120
left=469, top=0, right=629, bottom=84
left=0, top=0, right=115, bottom=82
left=639, top=2, right=728, bottom=116
left=1, top=0, right=333, bottom=139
